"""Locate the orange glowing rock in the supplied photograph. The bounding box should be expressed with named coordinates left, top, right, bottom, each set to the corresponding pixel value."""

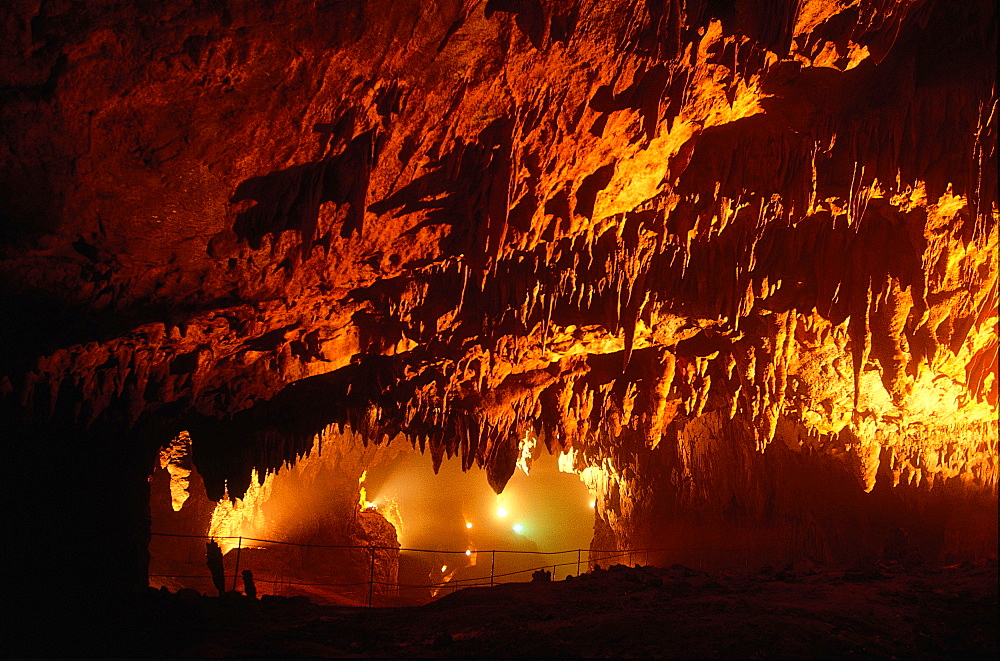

left=2, top=0, right=996, bottom=577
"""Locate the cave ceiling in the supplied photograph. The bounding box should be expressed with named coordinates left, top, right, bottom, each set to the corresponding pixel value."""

left=1, top=0, right=996, bottom=504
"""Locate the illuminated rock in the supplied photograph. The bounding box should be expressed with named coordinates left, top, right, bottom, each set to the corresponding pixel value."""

left=1, top=0, right=995, bottom=596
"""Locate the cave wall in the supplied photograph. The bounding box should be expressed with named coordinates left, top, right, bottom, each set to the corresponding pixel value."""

left=149, top=429, right=401, bottom=601
left=585, top=411, right=998, bottom=568
left=1, top=0, right=996, bottom=597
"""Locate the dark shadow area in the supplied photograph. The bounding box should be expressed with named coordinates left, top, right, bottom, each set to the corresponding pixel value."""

left=8, top=560, right=996, bottom=658
left=231, top=129, right=379, bottom=251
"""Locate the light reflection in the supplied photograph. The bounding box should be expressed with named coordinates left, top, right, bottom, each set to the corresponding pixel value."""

left=363, top=444, right=594, bottom=556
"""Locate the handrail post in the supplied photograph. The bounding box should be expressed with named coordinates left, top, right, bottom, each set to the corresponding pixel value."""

left=232, top=537, right=242, bottom=592
left=490, top=551, right=495, bottom=587
left=577, top=549, right=581, bottom=576
left=368, top=546, right=376, bottom=607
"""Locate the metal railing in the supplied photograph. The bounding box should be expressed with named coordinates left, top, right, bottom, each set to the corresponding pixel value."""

left=149, top=532, right=756, bottom=607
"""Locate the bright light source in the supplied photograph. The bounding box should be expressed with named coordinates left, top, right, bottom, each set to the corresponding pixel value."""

left=589, top=501, right=596, bottom=508
left=465, top=522, right=473, bottom=529
left=441, top=565, right=447, bottom=572
left=465, top=549, right=472, bottom=556
left=496, top=507, right=508, bottom=518
left=512, top=523, right=524, bottom=533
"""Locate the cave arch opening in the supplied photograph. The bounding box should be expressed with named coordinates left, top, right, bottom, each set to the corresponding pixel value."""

left=148, top=428, right=597, bottom=605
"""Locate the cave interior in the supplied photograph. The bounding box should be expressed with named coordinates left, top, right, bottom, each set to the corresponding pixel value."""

left=1, top=0, right=997, bottom=655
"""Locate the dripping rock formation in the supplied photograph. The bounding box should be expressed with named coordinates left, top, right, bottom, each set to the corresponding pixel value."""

left=1, top=0, right=996, bottom=623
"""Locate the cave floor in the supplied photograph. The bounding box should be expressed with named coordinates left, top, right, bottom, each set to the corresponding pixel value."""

left=25, top=561, right=999, bottom=658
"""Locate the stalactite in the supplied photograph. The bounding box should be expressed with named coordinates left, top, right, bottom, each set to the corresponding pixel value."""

left=0, top=0, right=994, bottom=588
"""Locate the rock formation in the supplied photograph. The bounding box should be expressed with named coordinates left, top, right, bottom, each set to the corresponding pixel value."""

left=2, top=0, right=996, bottom=599
left=149, top=430, right=401, bottom=602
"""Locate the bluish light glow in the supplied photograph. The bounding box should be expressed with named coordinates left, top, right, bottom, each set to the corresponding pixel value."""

left=512, top=523, right=524, bottom=533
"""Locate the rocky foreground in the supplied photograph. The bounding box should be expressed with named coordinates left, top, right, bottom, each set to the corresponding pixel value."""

left=12, top=560, right=996, bottom=658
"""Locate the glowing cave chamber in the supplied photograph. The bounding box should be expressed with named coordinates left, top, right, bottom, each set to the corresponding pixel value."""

left=151, top=407, right=996, bottom=605
left=150, top=429, right=598, bottom=604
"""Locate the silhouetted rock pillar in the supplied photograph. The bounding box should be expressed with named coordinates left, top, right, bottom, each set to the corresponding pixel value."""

left=206, top=540, right=225, bottom=596
left=242, top=569, right=257, bottom=599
